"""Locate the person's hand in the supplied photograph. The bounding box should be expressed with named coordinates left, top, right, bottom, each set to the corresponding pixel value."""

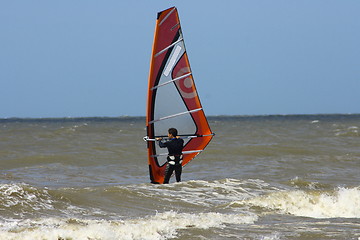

left=155, top=137, right=162, bottom=141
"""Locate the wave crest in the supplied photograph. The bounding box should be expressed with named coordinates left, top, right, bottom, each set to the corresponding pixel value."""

left=238, top=187, right=360, bottom=218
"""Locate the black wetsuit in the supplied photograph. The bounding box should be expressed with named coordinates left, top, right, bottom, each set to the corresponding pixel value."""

left=158, top=138, right=184, bottom=184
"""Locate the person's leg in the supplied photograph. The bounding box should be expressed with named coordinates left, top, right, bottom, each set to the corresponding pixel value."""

left=175, top=164, right=182, bottom=182
left=163, top=164, right=174, bottom=184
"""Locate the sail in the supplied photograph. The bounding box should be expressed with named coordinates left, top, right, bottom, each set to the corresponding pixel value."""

left=145, top=7, right=214, bottom=184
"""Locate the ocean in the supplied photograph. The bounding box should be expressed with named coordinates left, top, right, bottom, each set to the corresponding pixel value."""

left=0, top=114, right=359, bottom=240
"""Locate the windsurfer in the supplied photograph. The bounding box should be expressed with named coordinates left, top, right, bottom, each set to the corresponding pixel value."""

left=156, top=128, right=184, bottom=184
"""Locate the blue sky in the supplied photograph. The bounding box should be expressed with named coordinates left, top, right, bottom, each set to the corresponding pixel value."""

left=1, top=1, right=359, bottom=118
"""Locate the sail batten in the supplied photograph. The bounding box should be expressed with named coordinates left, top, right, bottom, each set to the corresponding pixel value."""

left=151, top=150, right=203, bottom=157
left=154, top=38, right=183, bottom=57
left=149, top=108, right=202, bottom=124
left=146, top=7, right=214, bottom=184
left=159, top=7, right=176, bottom=26
left=151, top=73, right=192, bottom=90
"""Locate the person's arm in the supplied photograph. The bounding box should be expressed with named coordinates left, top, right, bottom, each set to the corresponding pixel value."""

left=156, top=138, right=167, bottom=148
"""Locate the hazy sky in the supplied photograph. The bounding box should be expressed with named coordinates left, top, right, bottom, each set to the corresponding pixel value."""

left=1, top=1, right=359, bottom=118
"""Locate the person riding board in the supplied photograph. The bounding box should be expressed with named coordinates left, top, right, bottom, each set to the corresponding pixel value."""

left=156, top=128, right=184, bottom=184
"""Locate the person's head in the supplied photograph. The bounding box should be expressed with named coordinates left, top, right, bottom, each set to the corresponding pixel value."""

left=168, top=128, right=178, bottom=138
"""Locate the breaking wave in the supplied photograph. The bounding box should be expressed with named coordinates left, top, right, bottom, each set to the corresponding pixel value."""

left=0, top=211, right=257, bottom=240
left=237, top=187, right=360, bottom=218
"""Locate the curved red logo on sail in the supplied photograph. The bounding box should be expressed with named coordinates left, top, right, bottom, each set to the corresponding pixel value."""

left=175, top=67, right=197, bottom=99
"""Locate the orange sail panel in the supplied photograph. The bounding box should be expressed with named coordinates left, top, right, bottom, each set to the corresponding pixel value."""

left=145, top=7, right=214, bottom=184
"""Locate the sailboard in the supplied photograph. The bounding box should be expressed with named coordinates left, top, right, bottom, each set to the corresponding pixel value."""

left=144, top=7, right=214, bottom=184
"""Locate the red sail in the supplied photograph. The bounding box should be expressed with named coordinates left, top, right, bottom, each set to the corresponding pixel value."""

left=145, top=7, right=214, bottom=184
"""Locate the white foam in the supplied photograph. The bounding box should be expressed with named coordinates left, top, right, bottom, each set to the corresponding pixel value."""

left=334, top=125, right=359, bottom=136
left=239, top=187, right=360, bottom=219
left=138, top=178, right=273, bottom=200
left=0, top=183, right=54, bottom=211
left=0, top=211, right=257, bottom=240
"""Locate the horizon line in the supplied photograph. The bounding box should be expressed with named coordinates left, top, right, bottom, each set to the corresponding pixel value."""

left=1, top=113, right=360, bottom=121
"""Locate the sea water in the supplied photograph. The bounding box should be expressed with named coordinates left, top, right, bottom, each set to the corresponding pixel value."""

left=0, top=115, right=359, bottom=239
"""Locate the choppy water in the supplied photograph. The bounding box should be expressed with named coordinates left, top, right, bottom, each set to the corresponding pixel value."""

left=0, top=115, right=360, bottom=240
